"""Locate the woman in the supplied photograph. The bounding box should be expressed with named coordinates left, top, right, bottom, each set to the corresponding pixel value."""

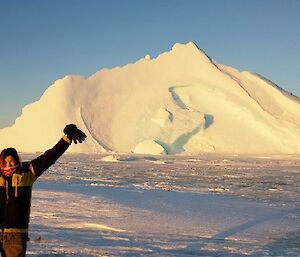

left=0, top=124, right=86, bottom=257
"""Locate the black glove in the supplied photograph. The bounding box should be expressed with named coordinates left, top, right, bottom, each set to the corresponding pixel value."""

left=64, top=124, right=87, bottom=144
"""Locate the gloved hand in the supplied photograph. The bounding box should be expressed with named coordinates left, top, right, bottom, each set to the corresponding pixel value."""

left=64, top=124, right=87, bottom=144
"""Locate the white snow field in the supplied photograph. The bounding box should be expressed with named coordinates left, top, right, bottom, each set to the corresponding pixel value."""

left=22, top=154, right=300, bottom=257
left=1, top=42, right=300, bottom=154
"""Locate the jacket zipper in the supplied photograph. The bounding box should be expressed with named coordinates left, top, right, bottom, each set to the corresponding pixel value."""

left=5, top=179, right=9, bottom=201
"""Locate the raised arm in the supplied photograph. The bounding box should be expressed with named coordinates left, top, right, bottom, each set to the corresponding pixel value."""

left=29, top=124, right=86, bottom=179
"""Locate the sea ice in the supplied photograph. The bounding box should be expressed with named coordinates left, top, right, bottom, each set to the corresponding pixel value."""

left=22, top=154, right=300, bottom=256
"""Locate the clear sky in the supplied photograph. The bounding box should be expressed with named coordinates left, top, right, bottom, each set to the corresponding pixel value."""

left=0, top=0, right=299, bottom=128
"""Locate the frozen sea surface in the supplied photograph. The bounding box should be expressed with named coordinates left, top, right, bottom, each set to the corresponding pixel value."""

left=21, top=154, right=300, bottom=256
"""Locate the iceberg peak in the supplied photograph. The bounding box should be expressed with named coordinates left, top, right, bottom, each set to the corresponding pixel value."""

left=170, top=41, right=213, bottom=64
left=171, top=41, right=199, bottom=52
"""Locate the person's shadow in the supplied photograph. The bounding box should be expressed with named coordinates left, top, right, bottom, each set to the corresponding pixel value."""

left=212, top=207, right=299, bottom=240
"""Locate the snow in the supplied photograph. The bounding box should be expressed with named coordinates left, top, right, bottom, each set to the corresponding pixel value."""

left=23, top=154, right=300, bottom=256
left=0, top=42, right=300, bottom=154
left=101, top=155, right=120, bottom=162
left=133, top=140, right=167, bottom=155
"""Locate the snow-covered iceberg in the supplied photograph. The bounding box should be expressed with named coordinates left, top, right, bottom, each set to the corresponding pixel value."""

left=1, top=42, right=300, bottom=154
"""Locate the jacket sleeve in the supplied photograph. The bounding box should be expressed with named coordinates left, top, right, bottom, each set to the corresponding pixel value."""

left=29, top=135, right=71, bottom=179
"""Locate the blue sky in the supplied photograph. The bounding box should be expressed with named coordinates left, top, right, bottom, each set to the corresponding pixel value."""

left=0, top=0, right=299, bottom=128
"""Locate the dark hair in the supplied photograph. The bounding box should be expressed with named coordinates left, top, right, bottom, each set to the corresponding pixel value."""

left=0, top=148, right=22, bottom=169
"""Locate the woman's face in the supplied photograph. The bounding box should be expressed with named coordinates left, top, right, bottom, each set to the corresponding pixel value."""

left=4, top=155, right=17, bottom=168
left=1, top=155, right=18, bottom=177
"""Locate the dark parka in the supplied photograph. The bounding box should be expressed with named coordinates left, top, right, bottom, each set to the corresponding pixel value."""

left=0, top=136, right=71, bottom=232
